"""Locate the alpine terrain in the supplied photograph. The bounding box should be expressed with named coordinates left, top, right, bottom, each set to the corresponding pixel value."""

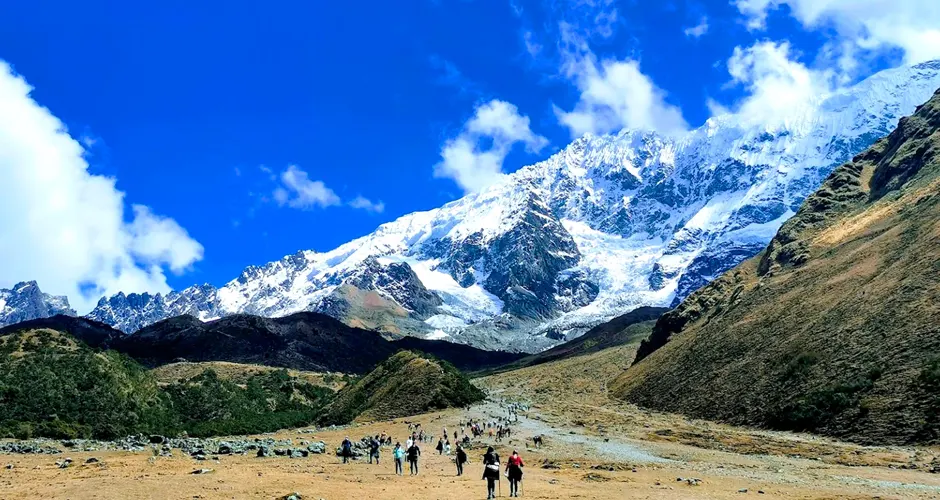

left=0, top=281, right=75, bottom=327
left=6, top=62, right=940, bottom=352
left=614, top=87, right=940, bottom=445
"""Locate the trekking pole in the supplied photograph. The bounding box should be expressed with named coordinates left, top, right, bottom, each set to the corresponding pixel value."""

left=498, top=479, right=501, bottom=498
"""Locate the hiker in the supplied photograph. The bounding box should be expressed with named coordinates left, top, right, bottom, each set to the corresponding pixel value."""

left=482, top=446, right=501, bottom=500
left=341, top=436, right=353, bottom=464
left=407, top=440, right=421, bottom=475
left=454, top=430, right=458, bottom=441
left=436, top=438, right=444, bottom=455
left=407, top=435, right=415, bottom=450
left=533, top=435, right=543, bottom=449
left=456, top=444, right=468, bottom=476
left=444, top=439, right=452, bottom=455
left=393, top=442, right=405, bottom=476
left=506, top=450, right=524, bottom=497
left=369, top=435, right=381, bottom=464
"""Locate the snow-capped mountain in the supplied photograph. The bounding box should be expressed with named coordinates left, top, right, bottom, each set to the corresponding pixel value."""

left=0, top=281, right=76, bottom=326
left=9, top=61, right=940, bottom=352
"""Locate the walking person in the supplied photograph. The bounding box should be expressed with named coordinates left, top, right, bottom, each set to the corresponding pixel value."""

left=407, top=440, right=421, bottom=475
left=506, top=450, right=524, bottom=497
left=482, top=446, right=501, bottom=499
left=436, top=438, right=444, bottom=455
left=455, top=444, right=468, bottom=476
left=393, top=442, right=405, bottom=476
left=341, top=436, right=353, bottom=464
left=444, top=439, right=452, bottom=455
left=369, top=435, right=381, bottom=465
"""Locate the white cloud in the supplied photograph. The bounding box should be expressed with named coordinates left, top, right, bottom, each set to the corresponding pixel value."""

left=271, top=165, right=383, bottom=213
left=734, top=0, right=940, bottom=63
left=718, top=41, right=835, bottom=127
left=273, top=165, right=342, bottom=209
left=684, top=17, right=710, bottom=38
left=0, top=61, right=204, bottom=313
left=348, top=196, right=385, bottom=214
left=523, top=31, right=542, bottom=58
left=434, top=99, right=548, bottom=193
left=554, top=27, right=688, bottom=137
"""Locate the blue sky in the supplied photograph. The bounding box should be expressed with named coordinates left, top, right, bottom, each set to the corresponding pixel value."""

left=1, top=0, right=937, bottom=311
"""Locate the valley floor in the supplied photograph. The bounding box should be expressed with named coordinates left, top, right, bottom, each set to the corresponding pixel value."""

left=2, top=345, right=940, bottom=499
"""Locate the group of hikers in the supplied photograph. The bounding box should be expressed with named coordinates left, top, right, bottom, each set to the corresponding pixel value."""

left=337, top=412, right=527, bottom=498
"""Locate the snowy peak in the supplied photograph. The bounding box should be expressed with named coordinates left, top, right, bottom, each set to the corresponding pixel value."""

left=0, top=281, right=76, bottom=327
left=7, top=62, right=939, bottom=352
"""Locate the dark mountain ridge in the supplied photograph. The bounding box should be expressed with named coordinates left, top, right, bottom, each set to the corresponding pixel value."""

left=0, top=312, right=525, bottom=374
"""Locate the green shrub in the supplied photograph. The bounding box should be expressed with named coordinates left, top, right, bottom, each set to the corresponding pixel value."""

left=782, top=352, right=818, bottom=380
left=773, top=368, right=882, bottom=432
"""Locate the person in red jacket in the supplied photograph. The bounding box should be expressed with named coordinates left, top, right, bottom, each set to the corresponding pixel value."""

left=506, top=450, right=524, bottom=497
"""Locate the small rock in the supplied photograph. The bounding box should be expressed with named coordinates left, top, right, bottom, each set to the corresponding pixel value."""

left=738, top=488, right=748, bottom=493
left=281, top=493, right=303, bottom=500
left=191, top=468, right=213, bottom=475
left=55, top=458, right=73, bottom=469
left=84, top=457, right=100, bottom=464
left=4, top=464, right=12, bottom=470
left=758, top=490, right=766, bottom=494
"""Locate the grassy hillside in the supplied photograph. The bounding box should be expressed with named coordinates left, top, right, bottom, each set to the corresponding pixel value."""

left=614, top=88, right=940, bottom=445
left=0, top=328, right=334, bottom=439
left=150, top=361, right=346, bottom=390
left=320, top=351, right=484, bottom=425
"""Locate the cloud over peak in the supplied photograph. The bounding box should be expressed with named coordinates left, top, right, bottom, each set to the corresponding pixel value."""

left=435, top=99, right=548, bottom=194
left=553, top=27, right=688, bottom=137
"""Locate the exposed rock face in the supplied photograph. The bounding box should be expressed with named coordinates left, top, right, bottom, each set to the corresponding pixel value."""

left=343, top=257, right=442, bottom=319
left=0, top=281, right=75, bottom=328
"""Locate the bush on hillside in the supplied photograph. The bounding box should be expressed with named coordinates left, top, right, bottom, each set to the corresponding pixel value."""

left=772, top=368, right=882, bottom=432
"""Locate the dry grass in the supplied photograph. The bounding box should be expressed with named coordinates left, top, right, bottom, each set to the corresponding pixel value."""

left=150, top=361, right=346, bottom=390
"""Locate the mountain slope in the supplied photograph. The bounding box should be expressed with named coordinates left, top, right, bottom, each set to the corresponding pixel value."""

left=108, top=312, right=525, bottom=373
left=0, top=314, right=122, bottom=349
left=613, top=88, right=940, bottom=445
left=320, top=350, right=485, bottom=425
left=482, top=306, right=668, bottom=374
